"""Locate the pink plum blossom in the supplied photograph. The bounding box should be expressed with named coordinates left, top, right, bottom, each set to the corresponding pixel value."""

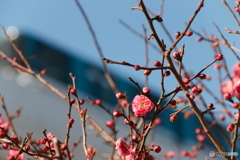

left=0, top=117, right=9, bottom=131
left=132, top=95, right=154, bottom=117
left=115, top=138, right=131, bottom=156
left=7, top=150, right=24, bottom=160
left=232, top=62, right=240, bottom=77
left=233, top=80, right=240, bottom=99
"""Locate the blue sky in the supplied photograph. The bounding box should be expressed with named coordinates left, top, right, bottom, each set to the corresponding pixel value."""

left=0, top=0, right=239, bottom=107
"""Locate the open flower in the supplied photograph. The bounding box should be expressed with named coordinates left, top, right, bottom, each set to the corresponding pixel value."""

left=7, top=150, right=24, bottom=160
left=132, top=95, right=154, bottom=117
left=115, top=138, right=136, bottom=159
left=115, top=138, right=131, bottom=156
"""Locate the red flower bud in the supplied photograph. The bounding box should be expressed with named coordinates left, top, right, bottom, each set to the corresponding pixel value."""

left=134, top=65, right=141, bottom=70
left=175, top=32, right=181, bottom=39
left=95, top=99, right=102, bottom=105
left=154, top=60, right=161, bottom=67
left=226, top=123, right=235, bottom=132
left=215, top=53, right=223, bottom=60
left=116, top=93, right=125, bottom=99
left=69, top=118, right=75, bottom=124
left=185, top=31, right=193, bottom=36
left=164, top=71, right=171, bottom=76
left=170, top=114, right=177, bottom=122
left=143, top=70, right=152, bottom=76
left=112, top=111, right=123, bottom=117
left=153, top=145, right=161, bottom=153
left=105, top=121, right=114, bottom=128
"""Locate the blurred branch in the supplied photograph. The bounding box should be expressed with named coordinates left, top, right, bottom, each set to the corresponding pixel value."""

left=74, top=0, right=119, bottom=94
left=213, top=23, right=240, bottom=61
left=221, top=0, right=240, bottom=27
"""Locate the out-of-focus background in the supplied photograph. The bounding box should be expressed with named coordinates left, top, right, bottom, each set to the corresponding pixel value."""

left=0, top=1, right=239, bottom=159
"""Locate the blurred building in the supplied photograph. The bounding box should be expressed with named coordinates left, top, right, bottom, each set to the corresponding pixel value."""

left=0, top=34, right=230, bottom=159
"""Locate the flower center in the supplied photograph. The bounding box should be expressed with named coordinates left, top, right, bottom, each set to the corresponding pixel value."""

left=139, top=102, right=146, bottom=108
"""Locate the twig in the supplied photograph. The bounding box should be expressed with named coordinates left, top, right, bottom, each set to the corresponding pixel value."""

left=0, top=25, right=32, bottom=70
left=159, top=0, right=165, bottom=16
left=142, top=24, right=149, bottom=87
left=213, top=23, right=240, bottom=61
left=221, top=0, right=240, bottom=27
left=65, top=86, right=73, bottom=160
left=225, top=28, right=240, bottom=34
left=0, top=95, right=18, bottom=136
left=52, top=137, right=64, bottom=160
left=119, top=19, right=162, bottom=53
left=74, top=0, right=119, bottom=94
left=101, top=57, right=169, bottom=70
left=230, top=109, right=240, bottom=160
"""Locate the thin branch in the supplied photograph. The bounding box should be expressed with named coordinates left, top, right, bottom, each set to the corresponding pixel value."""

left=225, top=28, right=240, bottom=34
left=230, top=109, right=240, bottom=160
left=142, top=24, right=149, bottom=87
left=0, top=25, right=32, bottom=70
left=213, top=23, right=240, bottom=61
left=101, top=57, right=169, bottom=70
left=221, top=0, right=240, bottom=27
left=74, top=0, right=119, bottom=94
left=0, top=95, right=18, bottom=136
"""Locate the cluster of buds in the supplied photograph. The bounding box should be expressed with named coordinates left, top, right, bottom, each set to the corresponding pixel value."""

left=226, top=123, right=235, bottom=132
left=191, top=86, right=202, bottom=95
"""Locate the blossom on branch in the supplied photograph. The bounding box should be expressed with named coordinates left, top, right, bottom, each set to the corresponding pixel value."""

left=115, top=138, right=134, bottom=157
left=132, top=95, right=154, bottom=117
left=7, top=150, right=24, bottom=160
left=233, top=80, right=240, bottom=99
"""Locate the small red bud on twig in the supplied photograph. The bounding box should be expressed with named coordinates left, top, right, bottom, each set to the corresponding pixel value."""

left=185, top=31, right=193, bottom=36
left=163, top=70, right=171, bottom=76
left=226, top=123, right=235, bottom=132
left=113, top=111, right=123, bottom=117
left=175, top=32, right=181, bottom=39
left=170, top=114, right=177, bottom=122
left=79, top=99, right=85, bottom=105
left=70, top=88, right=77, bottom=96
left=154, top=60, right=161, bottom=67
left=143, top=70, right=152, bottom=76
left=95, top=99, right=102, bottom=105
left=215, top=53, right=223, bottom=60
left=153, top=145, right=161, bottom=153
left=134, top=65, right=141, bottom=70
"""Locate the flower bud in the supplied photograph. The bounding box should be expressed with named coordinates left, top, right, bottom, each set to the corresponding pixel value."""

left=215, top=53, right=223, bottom=60
left=134, top=65, right=141, bottom=70
left=112, top=111, right=123, bottom=117
left=153, top=145, right=161, bottom=153
left=170, top=114, right=177, bottom=122
left=185, top=31, right=193, bottom=36
left=142, top=87, right=150, bottom=95
left=175, top=32, right=181, bottom=39
left=95, top=99, right=102, bottom=105
left=232, top=103, right=240, bottom=109
left=164, top=71, right=171, bottom=76
left=116, top=93, right=125, bottom=99
left=154, top=60, right=161, bottom=67
left=143, top=70, right=152, bottom=76
left=172, top=52, right=181, bottom=60
left=226, top=123, right=235, bottom=132
left=105, top=121, right=114, bottom=128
